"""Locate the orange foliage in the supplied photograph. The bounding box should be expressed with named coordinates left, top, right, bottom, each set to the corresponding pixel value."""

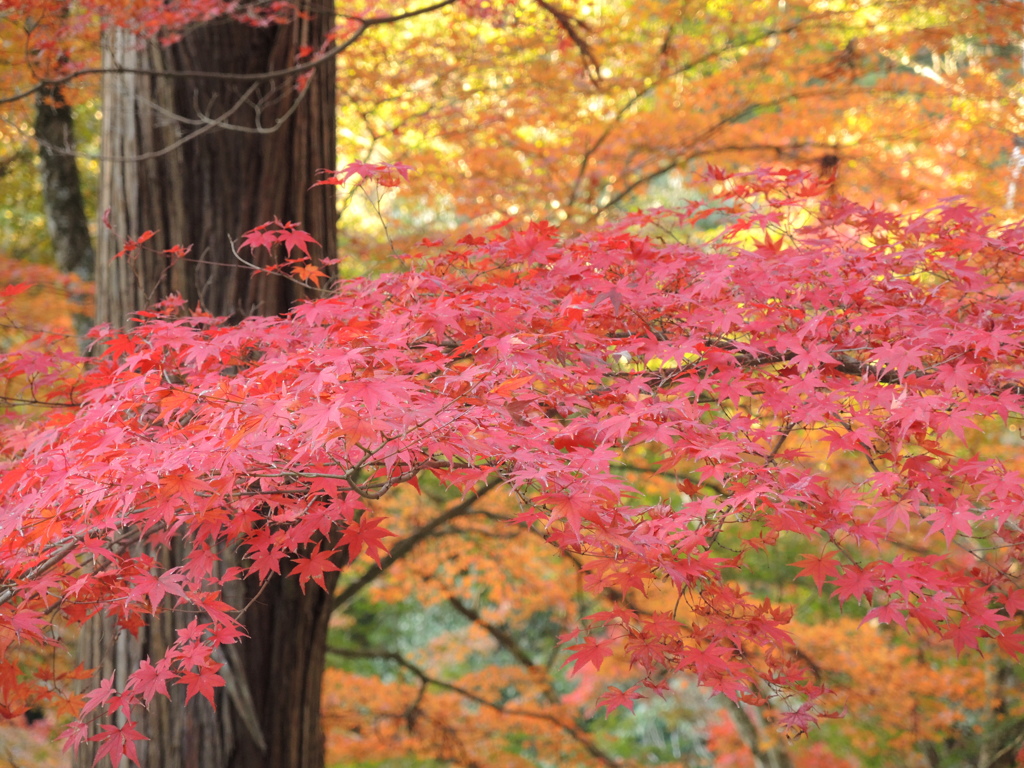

left=334, top=0, right=1024, bottom=260
left=0, top=255, right=90, bottom=417
left=8, top=2, right=1024, bottom=259
left=794, top=620, right=992, bottom=758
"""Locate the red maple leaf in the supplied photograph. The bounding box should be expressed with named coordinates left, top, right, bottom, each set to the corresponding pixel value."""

left=130, top=657, right=175, bottom=705
left=996, top=622, right=1024, bottom=659
left=832, top=565, right=879, bottom=605
left=339, top=517, right=394, bottom=566
left=943, top=617, right=984, bottom=654
left=279, top=227, right=319, bottom=257
left=239, top=227, right=279, bottom=252
left=597, top=685, right=643, bottom=714
left=90, top=721, right=147, bottom=767
left=179, top=664, right=225, bottom=705
left=565, top=635, right=614, bottom=675
left=291, top=544, right=342, bottom=592
left=791, top=550, right=841, bottom=594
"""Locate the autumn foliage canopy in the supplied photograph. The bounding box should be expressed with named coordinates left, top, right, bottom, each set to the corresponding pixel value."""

left=2, top=168, right=1024, bottom=763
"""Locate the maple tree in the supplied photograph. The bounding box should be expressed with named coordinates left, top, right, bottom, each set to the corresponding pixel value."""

left=2, top=167, right=1024, bottom=766
left=6, top=2, right=1024, bottom=767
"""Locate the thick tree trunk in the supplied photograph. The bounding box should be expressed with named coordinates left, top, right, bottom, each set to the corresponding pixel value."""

left=78, top=557, right=342, bottom=768
left=96, top=9, right=336, bottom=325
left=76, top=6, right=338, bottom=768
left=35, top=80, right=95, bottom=337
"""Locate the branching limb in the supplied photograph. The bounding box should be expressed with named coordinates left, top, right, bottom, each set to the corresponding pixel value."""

left=333, top=477, right=503, bottom=610
left=326, top=645, right=621, bottom=767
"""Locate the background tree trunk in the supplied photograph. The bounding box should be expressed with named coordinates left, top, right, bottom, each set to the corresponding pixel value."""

left=35, top=81, right=94, bottom=283
left=34, top=80, right=95, bottom=337
left=76, top=6, right=338, bottom=768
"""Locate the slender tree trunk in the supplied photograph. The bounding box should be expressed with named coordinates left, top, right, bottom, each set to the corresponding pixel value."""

left=76, top=6, right=338, bottom=768
left=35, top=82, right=95, bottom=282
left=35, top=80, right=95, bottom=337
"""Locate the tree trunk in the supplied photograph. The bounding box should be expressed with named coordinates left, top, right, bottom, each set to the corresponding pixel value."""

left=76, top=6, right=338, bottom=768
left=35, top=80, right=95, bottom=338
left=77, top=555, right=342, bottom=768
left=35, top=82, right=95, bottom=282
left=95, top=10, right=336, bottom=325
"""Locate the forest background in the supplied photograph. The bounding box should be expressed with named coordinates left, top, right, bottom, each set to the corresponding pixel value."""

left=3, top=1, right=1024, bottom=767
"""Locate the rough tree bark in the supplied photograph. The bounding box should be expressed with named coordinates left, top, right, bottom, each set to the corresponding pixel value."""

left=95, top=10, right=336, bottom=325
left=75, top=6, right=339, bottom=768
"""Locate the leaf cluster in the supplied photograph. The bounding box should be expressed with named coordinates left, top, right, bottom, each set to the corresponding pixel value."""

left=3, top=170, right=1024, bottom=762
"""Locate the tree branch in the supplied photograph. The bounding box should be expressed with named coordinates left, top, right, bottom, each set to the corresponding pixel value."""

left=1, top=0, right=462, bottom=107
left=326, top=645, right=621, bottom=767
left=332, top=477, right=503, bottom=610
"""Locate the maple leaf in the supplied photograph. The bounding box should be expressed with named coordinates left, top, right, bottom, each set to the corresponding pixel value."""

left=924, top=500, right=977, bottom=546
left=125, top=569, right=187, bottom=612
left=832, top=565, right=879, bottom=605
left=776, top=703, right=818, bottom=735
left=278, top=227, right=319, bottom=257
left=114, top=230, right=157, bottom=260
left=291, top=544, right=342, bottom=593
left=291, top=263, right=327, bottom=286
left=239, top=227, right=279, bottom=252
left=564, top=635, right=614, bottom=675
left=312, top=162, right=412, bottom=187
left=787, top=342, right=839, bottom=373
left=90, top=721, right=147, bottom=767
left=534, top=491, right=593, bottom=537
left=60, top=720, right=89, bottom=756
left=1003, top=589, right=1024, bottom=617
left=943, top=617, right=984, bottom=654
left=80, top=675, right=116, bottom=717
left=871, top=341, right=925, bottom=381
left=678, top=643, right=737, bottom=680
left=130, top=657, right=175, bottom=705
left=247, top=537, right=287, bottom=580
left=865, top=601, right=909, bottom=628
left=0, top=283, right=30, bottom=298
left=179, top=664, right=225, bottom=706
left=791, top=550, right=841, bottom=594
left=339, top=517, right=394, bottom=566
left=995, top=622, right=1024, bottom=658
left=597, top=685, right=643, bottom=714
